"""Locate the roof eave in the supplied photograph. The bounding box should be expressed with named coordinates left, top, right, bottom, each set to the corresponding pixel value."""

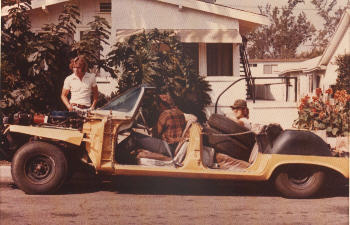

left=318, top=9, right=350, bottom=66
left=155, top=0, right=269, bottom=26
left=279, top=65, right=326, bottom=76
left=2, top=0, right=69, bottom=16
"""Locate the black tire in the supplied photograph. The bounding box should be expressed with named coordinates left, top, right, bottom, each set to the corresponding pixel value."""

left=11, top=141, right=68, bottom=194
left=274, top=165, right=325, bottom=198
left=208, top=114, right=255, bottom=149
left=203, top=127, right=251, bottom=162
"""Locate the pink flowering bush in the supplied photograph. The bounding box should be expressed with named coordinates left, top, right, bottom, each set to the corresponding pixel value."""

left=294, top=88, right=350, bottom=137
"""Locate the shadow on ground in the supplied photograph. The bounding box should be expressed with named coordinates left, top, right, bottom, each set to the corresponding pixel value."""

left=58, top=172, right=349, bottom=198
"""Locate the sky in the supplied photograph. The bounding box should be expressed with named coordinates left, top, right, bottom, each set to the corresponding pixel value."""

left=216, top=0, right=349, bottom=52
left=217, top=0, right=349, bottom=29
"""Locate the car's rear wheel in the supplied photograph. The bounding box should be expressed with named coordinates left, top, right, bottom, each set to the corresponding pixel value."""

left=274, top=165, right=325, bottom=198
left=11, top=141, right=68, bottom=194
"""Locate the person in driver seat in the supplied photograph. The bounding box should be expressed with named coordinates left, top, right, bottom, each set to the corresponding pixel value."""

left=131, top=93, right=186, bottom=158
left=228, top=99, right=266, bottom=133
left=228, top=99, right=252, bottom=129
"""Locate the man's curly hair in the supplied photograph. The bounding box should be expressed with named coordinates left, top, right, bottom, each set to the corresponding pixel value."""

left=69, top=55, right=88, bottom=73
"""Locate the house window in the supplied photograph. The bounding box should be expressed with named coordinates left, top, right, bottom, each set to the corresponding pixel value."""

left=80, top=30, right=87, bottom=41
left=182, top=43, right=199, bottom=74
left=263, top=64, right=277, bottom=74
left=99, top=2, right=111, bottom=13
left=315, top=75, right=320, bottom=89
left=308, top=74, right=314, bottom=92
left=207, top=43, right=233, bottom=76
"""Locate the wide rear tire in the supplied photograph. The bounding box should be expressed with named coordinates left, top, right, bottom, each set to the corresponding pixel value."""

left=11, top=141, right=68, bottom=194
left=274, top=165, right=325, bottom=198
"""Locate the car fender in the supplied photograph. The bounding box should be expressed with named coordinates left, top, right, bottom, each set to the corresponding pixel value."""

left=265, top=130, right=331, bottom=156
left=9, top=125, right=83, bottom=146
left=263, top=154, right=349, bottom=179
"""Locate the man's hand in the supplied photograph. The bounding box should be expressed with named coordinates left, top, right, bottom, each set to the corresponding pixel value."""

left=67, top=104, right=73, bottom=112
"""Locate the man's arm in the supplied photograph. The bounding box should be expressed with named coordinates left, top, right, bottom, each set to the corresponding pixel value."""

left=90, top=85, right=98, bottom=110
left=61, top=88, right=73, bottom=111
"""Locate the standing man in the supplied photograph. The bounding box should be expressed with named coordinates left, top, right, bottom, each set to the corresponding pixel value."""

left=61, top=55, right=98, bottom=111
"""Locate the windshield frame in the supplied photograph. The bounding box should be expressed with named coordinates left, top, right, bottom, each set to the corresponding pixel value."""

left=92, top=86, right=146, bottom=119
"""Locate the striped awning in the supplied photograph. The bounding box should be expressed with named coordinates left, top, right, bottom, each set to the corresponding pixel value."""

left=116, top=29, right=242, bottom=43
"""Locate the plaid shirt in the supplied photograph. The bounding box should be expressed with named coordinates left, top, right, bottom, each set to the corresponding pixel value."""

left=156, top=107, right=186, bottom=144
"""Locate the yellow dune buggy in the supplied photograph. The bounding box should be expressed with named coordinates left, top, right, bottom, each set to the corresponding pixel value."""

left=0, top=85, right=348, bottom=198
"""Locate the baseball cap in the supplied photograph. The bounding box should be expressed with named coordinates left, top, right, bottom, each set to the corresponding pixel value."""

left=230, top=99, right=247, bottom=109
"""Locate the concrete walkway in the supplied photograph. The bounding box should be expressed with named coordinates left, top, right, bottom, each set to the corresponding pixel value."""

left=0, top=165, right=12, bottom=183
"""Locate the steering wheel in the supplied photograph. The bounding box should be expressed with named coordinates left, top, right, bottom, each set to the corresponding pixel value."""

left=135, top=107, right=151, bottom=135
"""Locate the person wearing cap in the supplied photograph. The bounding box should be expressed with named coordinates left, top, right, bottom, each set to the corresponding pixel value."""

left=61, top=55, right=98, bottom=112
left=229, top=99, right=252, bottom=129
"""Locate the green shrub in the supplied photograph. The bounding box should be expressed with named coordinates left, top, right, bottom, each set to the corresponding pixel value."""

left=107, top=29, right=212, bottom=124
left=334, top=54, right=350, bottom=93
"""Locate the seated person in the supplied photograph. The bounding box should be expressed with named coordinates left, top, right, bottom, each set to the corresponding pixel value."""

left=126, top=93, right=186, bottom=159
left=226, top=99, right=264, bottom=133
left=215, top=99, right=259, bottom=169
left=227, top=99, right=251, bottom=129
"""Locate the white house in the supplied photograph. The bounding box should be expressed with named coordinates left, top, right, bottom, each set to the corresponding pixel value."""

left=249, top=58, right=308, bottom=101
left=3, top=0, right=269, bottom=99
left=6, top=0, right=306, bottom=127
left=110, top=0, right=269, bottom=113
left=279, top=8, right=350, bottom=98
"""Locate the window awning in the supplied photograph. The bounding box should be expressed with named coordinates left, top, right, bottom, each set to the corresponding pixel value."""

left=115, top=29, right=242, bottom=43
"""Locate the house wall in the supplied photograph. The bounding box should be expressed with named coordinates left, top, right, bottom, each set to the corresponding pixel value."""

left=299, top=74, right=310, bottom=97
left=27, top=0, right=281, bottom=119
left=249, top=61, right=301, bottom=101
left=30, top=4, right=65, bottom=30
left=30, top=0, right=111, bottom=34
left=29, top=0, right=112, bottom=77
left=111, top=0, right=239, bottom=34
left=250, top=61, right=299, bottom=79
left=205, top=76, right=247, bottom=112
left=112, top=0, right=244, bottom=104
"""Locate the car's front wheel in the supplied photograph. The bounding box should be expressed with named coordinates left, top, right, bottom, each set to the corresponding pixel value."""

left=274, top=165, right=325, bottom=198
left=11, top=141, right=68, bottom=194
